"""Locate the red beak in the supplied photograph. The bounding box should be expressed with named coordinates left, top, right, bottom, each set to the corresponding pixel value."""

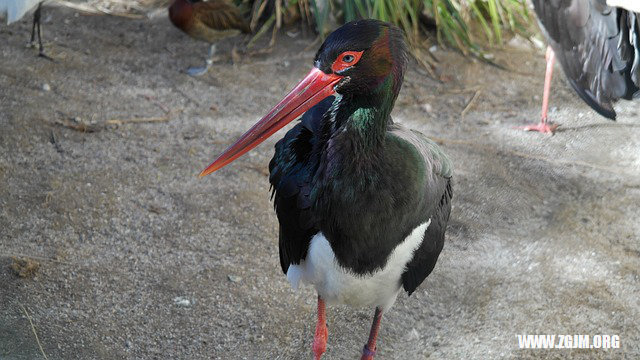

left=199, top=68, right=342, bottom=177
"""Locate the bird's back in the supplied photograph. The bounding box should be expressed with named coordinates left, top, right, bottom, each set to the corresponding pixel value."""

left=169, top=0, right=250, bottom=43
left=533, top=0, right=640, bottom=119
left=193, top=0, right=250, bottom=34
left=387, top=124, right=453, bottom=295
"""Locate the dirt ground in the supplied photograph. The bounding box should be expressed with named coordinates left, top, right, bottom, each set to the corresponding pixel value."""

left=1, top=4, right=639, bottom=360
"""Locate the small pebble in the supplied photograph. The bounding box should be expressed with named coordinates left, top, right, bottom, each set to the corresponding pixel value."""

left=42, top=83, right=51, bottom=91
left=421, top=103, right=433, bottom=113
left=228, top=275, right=242, bottom=283
left=173, top=296, right=191, bottom=307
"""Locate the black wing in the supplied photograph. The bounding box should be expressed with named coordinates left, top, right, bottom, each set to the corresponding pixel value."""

left=533, top=0, right=640, bottom=119
left=389, top=127, right=454, bottom=295
left=401, top=179, right=452, bottom=295
left=268, top=96, right=334, bottom=274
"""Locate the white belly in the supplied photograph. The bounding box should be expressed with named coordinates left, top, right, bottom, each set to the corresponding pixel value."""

left=286, top=220, right=430, bottom=311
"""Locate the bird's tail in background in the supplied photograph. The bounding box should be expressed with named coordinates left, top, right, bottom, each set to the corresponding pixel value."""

left=620, top=11, right=640, bottom=101
left=566, top=78, right=617, bottom=120
left=0, top=0, right=40, bottom=25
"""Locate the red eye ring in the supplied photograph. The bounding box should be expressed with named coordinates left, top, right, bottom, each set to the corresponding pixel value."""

left=331, top=51, right=364, bottom=73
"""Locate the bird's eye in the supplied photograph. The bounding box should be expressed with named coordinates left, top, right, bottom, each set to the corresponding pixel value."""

left=331, top=50, right=364, bottom=73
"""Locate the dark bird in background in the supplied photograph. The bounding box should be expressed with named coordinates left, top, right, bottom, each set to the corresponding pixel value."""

left=169, top=0, right=251, bottom=76
left=524, top=0, right=640, bottom=133
left=0, top=0, right=53, bottom=60
left=199, top=20, right=453, bottom=359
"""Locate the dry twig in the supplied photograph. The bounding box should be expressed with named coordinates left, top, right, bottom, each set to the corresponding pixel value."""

left=104, top=116, right=169, bottom=125
left=461, top=90, right=481, bottom=117
left=55, top=116, right=170, bottom=132
left=54, top=118, right=100, bottom=133
left=2, top=253, right=72, bottom=266
left=139, top=95, right=171, bottom=114
left=18, top=304, right=49, bottom=360
left=409, top=48, right=437, bottom=79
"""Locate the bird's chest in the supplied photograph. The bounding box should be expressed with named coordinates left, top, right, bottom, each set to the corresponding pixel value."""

left=286, top=221, right=429, bottom=310
left=312, top=137, right=425, bottom=274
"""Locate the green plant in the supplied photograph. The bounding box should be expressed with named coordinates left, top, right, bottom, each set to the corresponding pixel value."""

left=247, top=0, right=531, bottom=56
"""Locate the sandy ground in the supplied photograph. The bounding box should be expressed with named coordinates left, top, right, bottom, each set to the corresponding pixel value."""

left=1, top=5, right=639, bottom=360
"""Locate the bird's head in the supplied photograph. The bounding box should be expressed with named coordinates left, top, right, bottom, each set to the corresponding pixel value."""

left=314, top=19, right=407, bottom=103
left=200, top=20, right=408, bottom=176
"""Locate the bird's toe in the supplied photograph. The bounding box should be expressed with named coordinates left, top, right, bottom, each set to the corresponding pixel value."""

left=516, top=121, right=558, bottom=134
left=185, top=66, right=209, bottom=76
left=360, top=344, right=376, bottom=360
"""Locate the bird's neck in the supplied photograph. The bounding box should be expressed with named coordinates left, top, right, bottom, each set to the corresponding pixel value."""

left=315, top=91, right=395, bottom=191
left=169, top=0, right=194, bottom=29
left=332, top=81, right=398, bottom=150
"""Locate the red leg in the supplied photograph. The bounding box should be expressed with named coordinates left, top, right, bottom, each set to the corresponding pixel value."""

left=519, top=46, right=559, bottom=134
left=361, top=307, right=383, bottom=360
left=313, top=295, right=328, bottom=360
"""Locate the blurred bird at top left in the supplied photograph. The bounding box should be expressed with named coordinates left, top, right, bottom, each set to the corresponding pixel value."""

left=169, top=0, right=251, bottom=76
left=0, top=0, right=52, bottom=59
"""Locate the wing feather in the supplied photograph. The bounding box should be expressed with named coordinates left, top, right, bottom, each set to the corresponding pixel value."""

left=389, top=125, right=453, bottom=295
left=269, top=96, right=334, bottom=273
left=193, top=0, right=251, bottom=33
left=532, top=0, right=639, bottom=119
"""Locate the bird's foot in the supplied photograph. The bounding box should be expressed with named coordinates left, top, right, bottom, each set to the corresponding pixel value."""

left=186, top=58, right=214, bottom=76
left=517, top=121, right=558, bottom=134
left=38, top=52, right=55, bottom=62
left=361, top=344, right=376, bottom=360
left=27, top=43, right=55, bottom=61
left=185, top=66, right=210, bottom=77
left=312, top=322, right=328, bottom=360
left=231, top=46, right=241, bottom=65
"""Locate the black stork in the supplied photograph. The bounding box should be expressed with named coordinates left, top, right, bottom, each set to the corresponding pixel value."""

left=199, top=19, right=453, bottom=359
left=169, top=0, right=251, bottom=76
left=523, top=0, right=640, bottom=133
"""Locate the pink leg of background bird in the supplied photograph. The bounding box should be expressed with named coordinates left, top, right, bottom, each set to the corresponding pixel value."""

left=313, top=296, right=328, bottom=360
left=361, top=307, right=383, bottom=360
left=520, top=46, right=559, bottom=134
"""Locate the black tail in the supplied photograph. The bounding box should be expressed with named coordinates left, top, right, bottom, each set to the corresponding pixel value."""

left=566, top=78, right=617, bottom=120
